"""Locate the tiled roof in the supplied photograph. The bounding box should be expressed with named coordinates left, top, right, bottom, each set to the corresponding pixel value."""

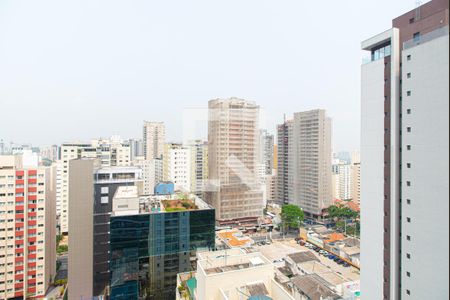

left=287, top=251, right=319, bottom=264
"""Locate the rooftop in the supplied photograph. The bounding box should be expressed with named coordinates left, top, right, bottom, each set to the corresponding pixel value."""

left=217, top=229, right=254, bottom=248
left=291, top=274, right=341, bottom=300
left=245, top=282, right=270, bottom=297
left=324, top=233, right=346, bottom=244
left=111, top=190, right=213, bottom=216
left=198, top=250, right=271, bottom=276
left=286, top=251, right=319, bottom=264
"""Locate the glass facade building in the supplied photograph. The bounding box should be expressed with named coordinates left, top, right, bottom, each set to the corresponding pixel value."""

left=110, top=208, right=215, bottom=299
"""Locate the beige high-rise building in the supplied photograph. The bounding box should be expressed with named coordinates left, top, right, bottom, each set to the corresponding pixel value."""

left=293, top=109, right=332, bottom=217
left=143, top=121, right=165, bottom=160
left=350, top=151, right=361, bottom=205
left=0, top=155, right=56, bottom=299
left=206, top=98, right=263, bottom=222
left=276, top=119, right=294, bottom=204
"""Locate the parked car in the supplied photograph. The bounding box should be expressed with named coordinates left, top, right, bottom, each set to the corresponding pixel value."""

left=319, top=250, right=328, bottom=256
left=343, top=262, right=351, bottom=268
left=328, top=255, right=336, bottom=260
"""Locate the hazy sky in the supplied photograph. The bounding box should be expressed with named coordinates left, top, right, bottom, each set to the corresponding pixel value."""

left=0, top=0, right=420, bottom=151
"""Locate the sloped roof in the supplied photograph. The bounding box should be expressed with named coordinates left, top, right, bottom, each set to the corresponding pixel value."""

left=246, top=282, right=269, bottom=296
left=324, top=232, right=345, bottom=243
left=291, top=274, right=341, bottom=300
left=287, top=251, right=319, bottom=264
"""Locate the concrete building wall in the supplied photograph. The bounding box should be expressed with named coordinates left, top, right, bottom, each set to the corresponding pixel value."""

left=276, top=120, right=294, bottom=204
left=143, top=121, right=165, bottom=160
left=68, top=159, right=95, bottom=299
left=332, top=160, right=352, bottom=201
left=400, top=32, right=449, bottom=300
left=351, top=159, right=361, bottom=205
left=189, top=141, right=208, bottom=196
left=206, top=98, right=263, bottom=221
left=0, top=156, right=55, bottom=298
left=361, top=54, right=387, bottom=300
left=164, top=143, right=191, bottom=192
left=44, top=165, right=57, bottom=294
left=196, top=261, right=274, bottom=300
left=133, top=156, right=156, bottom=195
left=293, top=110, right=332, bottom=216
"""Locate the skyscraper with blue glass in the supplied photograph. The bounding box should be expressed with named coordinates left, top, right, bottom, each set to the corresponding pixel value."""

left=109, top=193, right=215, bottom=300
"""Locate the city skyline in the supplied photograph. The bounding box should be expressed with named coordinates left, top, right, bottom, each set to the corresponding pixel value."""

left=0, top=1, right=447, bottom=299
left=0, top=0, right=419, bottom=151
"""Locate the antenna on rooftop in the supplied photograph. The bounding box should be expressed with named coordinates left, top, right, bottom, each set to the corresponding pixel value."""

left=415, top=0, right=422, bottom=21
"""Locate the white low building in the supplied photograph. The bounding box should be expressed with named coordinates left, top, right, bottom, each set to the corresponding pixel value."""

left=176, top=249, right=294, bottom=300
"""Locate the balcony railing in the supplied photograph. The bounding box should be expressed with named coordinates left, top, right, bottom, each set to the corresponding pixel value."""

left=404, top=26, right=448, bottom=50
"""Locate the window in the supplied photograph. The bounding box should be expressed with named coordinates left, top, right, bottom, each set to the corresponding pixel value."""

left=407, top=217, right=411, bottom=223
left=407, top=163, right=411, bottom=169
left=407, top=253, right=411, bottom=259
left=407, top=235, right=411, bottom=241
left=407, top=73, right=411, bottom=79
left=407, top=290, right=411, bottom=295
left=409, top=18, right=415, bottom=24
left=407, top=199, right=411, bottom=205
left=407, top=145, right=411, bottom=150
left=406, top=91, right=411, bottom=96
left=413, top=32, right=420, bottom=42
left=101, top=187, right=109, bottom=194
left=407, top=55, right=411, bottom=61
left=406, top=271, right=411, bottom=277
left=407, top=127, right=412, bottom=133
left=407, top=109, right=411, bottom=114
left=100, top=196, right=109, bottom=204
left=407, top=181, right=411, bottom=186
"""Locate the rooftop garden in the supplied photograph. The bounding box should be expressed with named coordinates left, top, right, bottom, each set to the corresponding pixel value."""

left=162, top=197, right=198, bottom=212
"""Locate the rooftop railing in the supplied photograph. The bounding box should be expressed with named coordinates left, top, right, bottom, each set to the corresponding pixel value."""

left=404, top=26, right=448, bottom=50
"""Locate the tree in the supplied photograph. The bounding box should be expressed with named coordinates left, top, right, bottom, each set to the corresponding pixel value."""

left=281, top=204, right=304, bottom=231
left=57, top=244, right=68, bottom=254
left=328, top=204, right=359, bottom=220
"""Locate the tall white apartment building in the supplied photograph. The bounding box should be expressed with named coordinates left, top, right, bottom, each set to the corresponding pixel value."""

left=128, top=138, right=144, bottom=161
left=176, top=249, right=294, bottom=300
left=91, top=137, right=131, bottom=167
left=163, top=143, right=191, bottom=192
left=132, top=156, right=159, bottom=195
left=332, top=159, right=352, bottom=201
left=206, top=98, right=263, bottom=222
left=57, top=139, right=131, bottom=233
left=293, top=110, right=332, bottom=217
left=0, top=155, right=56, bottom=299
left=361, top=1, right=449, bottom=299
left=189, top=141, right=208, bottom=196
left=143, top=121, right=165, bottom=160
